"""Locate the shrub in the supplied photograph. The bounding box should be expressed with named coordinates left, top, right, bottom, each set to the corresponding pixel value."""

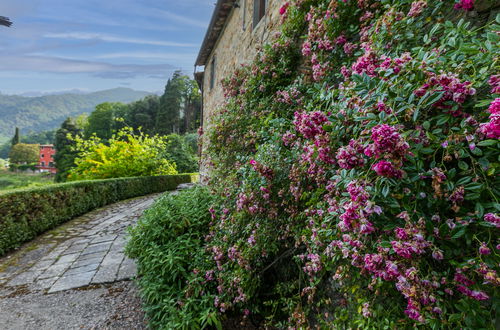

left=126, top=186, right=221, bottom=329
left=0, top=174, right=195, bottom=256
left=164, top=134, right=199, bottom=173
left=9, top=143, right=39, bottom=165
left=68, top=127, right=177, bottom=181
left=200, top=0, right=499, bottom=328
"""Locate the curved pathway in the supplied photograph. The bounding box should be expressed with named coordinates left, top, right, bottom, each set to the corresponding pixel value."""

left=0, top=191, right=173, bottom=329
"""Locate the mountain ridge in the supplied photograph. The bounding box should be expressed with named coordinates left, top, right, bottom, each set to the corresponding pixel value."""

left=0, top=87, right=152, bottom=142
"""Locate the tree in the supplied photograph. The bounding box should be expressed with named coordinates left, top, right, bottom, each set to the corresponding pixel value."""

left=156, top=71, right=183, bottom=135
left=85, top=102, right=125, bottom=140
left=163, top=134, right=199, bottom=173
left=9, top=143, right=39, bottom=165
left=180, top=79, right=202, bottom=134
left=11, top=127, right=20, bottom=146
left=128, top=95, right=160, bottom=134
left=54, top=118, right=83, bottom=182
left=68, top=127, right=177, bottom=181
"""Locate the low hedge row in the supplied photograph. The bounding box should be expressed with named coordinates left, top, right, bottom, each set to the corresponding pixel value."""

left=0, top=174, right=196, bottom=256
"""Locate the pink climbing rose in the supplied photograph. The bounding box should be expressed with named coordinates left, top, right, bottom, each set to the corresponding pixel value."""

left=454, top=0, right=474, bottom=11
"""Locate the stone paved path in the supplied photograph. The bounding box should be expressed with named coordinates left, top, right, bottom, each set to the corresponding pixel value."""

left=0, top=188, right=192, bottom=330
left=0, top=194, right=157, bottom=294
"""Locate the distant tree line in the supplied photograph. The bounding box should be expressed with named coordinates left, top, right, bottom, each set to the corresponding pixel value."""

left=84, top=71, right=201, bottom=139
left=0, top=71, right=202, bottom=180
left=53, top=71, right=201, bottom=181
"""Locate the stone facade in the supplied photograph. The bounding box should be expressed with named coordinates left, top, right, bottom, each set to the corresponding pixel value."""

left=195, top=0, right=285, bottom=175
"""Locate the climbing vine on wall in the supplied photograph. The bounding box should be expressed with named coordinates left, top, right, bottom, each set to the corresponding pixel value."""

left=198, top=0, right=499, bottom=328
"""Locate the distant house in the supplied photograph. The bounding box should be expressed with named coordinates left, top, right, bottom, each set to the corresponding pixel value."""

left=195, top=0, right=284, bottom=159
left=37, top=145, right=57, bottom=174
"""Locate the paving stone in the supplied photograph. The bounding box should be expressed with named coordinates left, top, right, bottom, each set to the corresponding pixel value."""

left=116, top=258, right=137, bottom=281
left=54, top=253, right=80, bottom=265
left=38, top=263, right=71, bottom=279
left=91, top=234, right=117, bottom=244
left=71, top=256, right=104, bottom=269
left=0, top=193, right=165, bottom=294
left=91, top=263, right=121, bottom=284
left=62, top=243, right=88, bottom=255
left=79, top=251, right=106, bottom=261
left=8, top=271, right=42, bottom=286
left=31, top=259, right=55, bottom=272
left=65, top=263, right=99, bottom=275
left=81, top=242, right=111, bottom=255
left=32, top=277, right=58, bottom=290
left=48, top=270, right=96, bottom=293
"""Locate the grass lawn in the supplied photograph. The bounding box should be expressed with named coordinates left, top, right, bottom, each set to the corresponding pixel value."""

left=0, top=170, right=54, bottom=192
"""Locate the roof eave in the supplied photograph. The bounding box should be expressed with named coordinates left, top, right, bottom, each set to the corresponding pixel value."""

left=195, top=0, right=236, bottom=67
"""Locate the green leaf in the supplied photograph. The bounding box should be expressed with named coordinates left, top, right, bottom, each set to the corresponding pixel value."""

left=458, top=161, right=469, bottom=171
left=451, top=228, right=466, bottom=239
left=413, top=107, right=420, bottom=122
left=477, top=139, right=497, bottom=147
left=424, top=92, right=445, bottom=107
left=475, top=203, right=485, bottom=218
left=449, top=313, right=462, bottom=323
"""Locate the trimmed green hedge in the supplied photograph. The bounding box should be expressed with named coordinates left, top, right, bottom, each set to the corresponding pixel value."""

left=0, top=174, right=196, bottom=256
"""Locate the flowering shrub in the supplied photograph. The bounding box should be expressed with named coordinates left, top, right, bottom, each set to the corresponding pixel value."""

left=192, top=0, right=499, bottom=328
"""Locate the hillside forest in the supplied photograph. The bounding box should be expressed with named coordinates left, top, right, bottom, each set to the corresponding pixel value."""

left=2, top=70, right=201, bottom=181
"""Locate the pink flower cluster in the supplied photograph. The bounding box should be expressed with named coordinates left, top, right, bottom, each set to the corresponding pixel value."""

left=408, top=1, right=427, bottom=17
left=372, top=160, right=403, bottom=178
left=366, top=124, right=409, bottom=158
left=484, top=213, right=500, bottom=228
left=489, top=75, right=500, bottom=94
left=336, top=139, right=365, bottom=169
left=293, top=111, right=329, bottom=139
left=351, top=49, right=379, bottom=77
left=454, top=0, right=474, bottom=11
left=276, top=87, right=301, bottom=105
left=479, top=98, right=500, bottom=139
left=415, top=72, right=476, bottom=105
left=279, top=2, right=289, bottom=16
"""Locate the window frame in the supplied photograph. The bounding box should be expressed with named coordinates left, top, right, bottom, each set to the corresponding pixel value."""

left=253, top=0, right=267, bottom=30
left=209, top=55, right=217, bottom=90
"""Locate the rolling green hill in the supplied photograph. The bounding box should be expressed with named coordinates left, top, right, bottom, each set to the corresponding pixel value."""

left=0, top=88, right=152, bottom=142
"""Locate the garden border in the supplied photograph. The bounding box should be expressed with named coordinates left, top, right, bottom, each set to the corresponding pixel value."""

left=0, top=174, right=197, bottom=256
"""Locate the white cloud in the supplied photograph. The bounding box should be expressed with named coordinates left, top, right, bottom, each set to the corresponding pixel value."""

left=157, top=10, right=208, bottom=28
left=44, top=32, right=197, bottom=47
left=96, top=52, right=197, bottom=60
left=0, top=55, right=176, bottom=79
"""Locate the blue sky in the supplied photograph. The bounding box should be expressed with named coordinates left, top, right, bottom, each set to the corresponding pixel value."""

left=0, top=0, right=214, bottom=95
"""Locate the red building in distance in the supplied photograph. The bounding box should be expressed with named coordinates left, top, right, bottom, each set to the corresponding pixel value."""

left=38, top=144, right=57, bottom=174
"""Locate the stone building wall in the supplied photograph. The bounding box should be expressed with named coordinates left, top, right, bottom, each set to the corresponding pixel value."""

left=201, top=0, right=285, bottom=133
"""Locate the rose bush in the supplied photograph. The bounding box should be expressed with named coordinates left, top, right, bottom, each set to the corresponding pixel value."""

left=159, top=0, right=500, bottom=328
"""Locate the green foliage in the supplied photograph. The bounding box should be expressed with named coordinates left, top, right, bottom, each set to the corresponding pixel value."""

left=0, top=88, right=152, bottom=142
left=201, top=1, right=500, bottom=328
left=127, top=186, right=221, bottom=329
left=0, top=129, right=56, bottom=159
left=164, top=134, right=199, bottom=173
left=127, top=95, right=161, bottom=135
left=11, top=127, right=20, bottom=146
left=156, top=71, right=184, bottom=135
left=84, top=102, right=116, bottom=140
left=54, top=118, right=84, bottom=182
left=0, top=170, right=53, bottom=191
left=68, top=128, right=178, bottom=181
left=156, top=70, right=202, bottom=135
left=9, top=143, right=39, bottom=165
left=0, top=174, right=195, bottom=257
